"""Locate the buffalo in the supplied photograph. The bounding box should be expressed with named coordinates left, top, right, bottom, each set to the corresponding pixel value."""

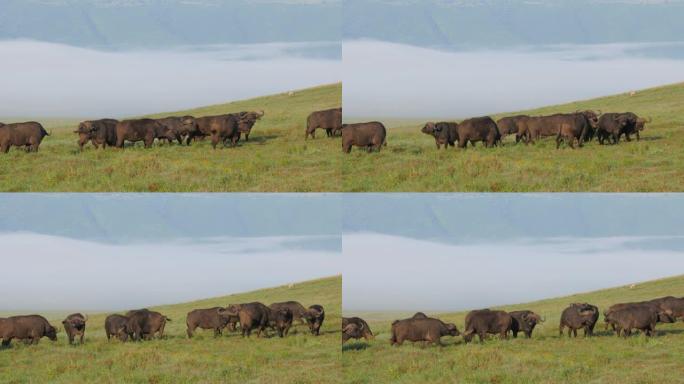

left=104, top=314, right=131, bottom=342
left=559, top=303, right=599, bottom=337
left=342, top=317, right=374, bottom=343
left=452, top=117, right=501, bottom=149
left=604, top=303, right=674, bottom=337
left=509, top=310, right=544, bottom=338
left=390, top=317, right=459, bottom=346
left=186, top=307, right=235, bottom=338
left=62, top=313, right=87, bottom=345
left=421, top=122, right=457, bottom=149
left=555, top=111, right=599, bottom=149
left=496, top=115, right=529, bottom=142
left=597, top=112, right=649, bottom=144
left=74, top=119, right=118, bottom=150
left=0, top=315, right=58, bottom=347
left=270, top=301, right=308, bottom=325
left=236, top=110, right=265, bottom=141
left=341, top=122, right=387, bottom=153
left=0, top=122, right=49, bottom=153
left=270, top=308, right=293, bottom=338
left=126, top=309, right=170, bottom=341
left=462, top=309, right=512, bottom=343
left=157, top=116, right=198, bottom=145
left=303, top=305, right=325, bottom=336
left=116, top=119, right=175, bottom=148
left=220, top=302, right=271, bottom=338
left=306, top=108, right=342, bottom=139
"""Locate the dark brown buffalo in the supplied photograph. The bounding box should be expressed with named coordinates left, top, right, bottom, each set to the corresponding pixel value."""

left=74, top=119, right=118, bottom=150
left=342, top=317, right=374, bottom=343
left=555, top=111, right=599, bottom=149
left=604, top=304, right=673, bottom=337
left=270, top=308, right=293, bottom=338
left=157, top=116, right=197, bottom=145
left=421, top=122, right=457, bottom=149
left=115, top=119, right=174, bottom=149
left=341, top=122, right=387, bottom=153
left=303, top=304, right=325, bottom=336
left=462, top=309, right=512, bottom=343
left=497, top=115, right=529, bottom=142
left=270, top=301, right=308, bottom=324
left=186, top=307, right=235, bottom=338
left=126, top=309, right=171, bottom=341
left=604, top=300, right=676, bottom=331
left=306, top=108, right=342, bottom=139
left=236, top=110, right=264, bottom=141
left=220, top=302, right=271, bottom=337
left=62, top=313, right=87, bottom=345
left=104, top=314, right=131, bottom=342
left=0, top=122, right=49, bottom=153
left=597, top=112, right=649, bottom=144
left=509, top=310, right=544, bottom=338
left=390, top=317, right=459, bottom=346
left=203, top=115, right=240, bottom=149
left=453, top=117, right=501, bottom=149
left=559, top=303, right=599, bottom=337
left=0, top=315, right=58, bottom=347
left=650, top=296, right=684, bottom=319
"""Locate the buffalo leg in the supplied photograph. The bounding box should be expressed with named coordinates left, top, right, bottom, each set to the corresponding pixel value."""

left=80, top=333, right=84, bottom=344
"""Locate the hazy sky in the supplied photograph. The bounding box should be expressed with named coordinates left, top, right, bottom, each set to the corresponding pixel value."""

left=0, top=233, right=339, bottom=311
left=343, top=41, right=684, bottom=119
left=343, top=234, right=684, bottom=312
left=0, top=40, right=340, bottom=117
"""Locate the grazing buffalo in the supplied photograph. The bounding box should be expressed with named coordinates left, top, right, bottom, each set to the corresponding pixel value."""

left=126, top=309, right=170, bottom=341
left=74, top=119, right=118, bottom=150
left=116, top=119, right=175, bottom=148
left=453, top=117, right=501, bottom=149
left=604, top=300, right=676, bottom=331
left=341, top=122, right=387, bottom=153
left=462, top=309, right=513, bottom=343
left=496, top=115, right=529, bottom=142
left=0, top=122, right=49, bottom=153
left=605, top=305, right=673, bottom=338
left=390, top=317, right=459, bottom=346
left=559, top=303, right=599, bottom=337
left=421, top=122, right=457, bottom=149
left=104, top=314, right=131, bottom=342
left=270, top=301, right=308, bottom=324
left=186, top=307, right=235, bottom=338
left=203, top=115, right=241, bottom=149
left=270, top=308, right=294, bottom=338
left=306, top=108, right=342, bottom=139
left=157, top=116, right=197, bottom=145
left=0, top=315, right=58, bottom=347
left=342, top=317, right=374, bottom=343
left=62, top=313, right=88, bottom=345
left=303, top=305, right=325, bottom=336
left=650, top=296, right=684, bottom=319
left=236, top=110, right=265, bottom=141
left=509, top=310, right=544, bottom=338
left=220, top=302, right=271, bottom=338
left=597, top=113, right=649, bottom=144
left=555, top=111, right=599, bottom=149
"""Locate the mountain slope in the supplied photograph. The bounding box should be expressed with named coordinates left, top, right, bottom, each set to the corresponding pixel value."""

left=0, top=276, right=342, bottom=384
left=0, top=0, right=341, bottom=48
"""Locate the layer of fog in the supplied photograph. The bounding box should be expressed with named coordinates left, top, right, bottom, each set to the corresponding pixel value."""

left=343, top=233, right=684, bottom=312
left=0, top=40, right=341, bottom=117
left=343, top=40, right=684, bottom=119
left=0, top=233, right=339, bottom=311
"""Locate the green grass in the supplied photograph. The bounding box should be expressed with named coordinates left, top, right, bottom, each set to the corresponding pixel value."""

left=342, top=82, right=684, bottom=192
left=0, top=83, right=341, bottom=192
left=342, top=275, right=684, bottom=384
left=0, top=276, right=341, bottom=384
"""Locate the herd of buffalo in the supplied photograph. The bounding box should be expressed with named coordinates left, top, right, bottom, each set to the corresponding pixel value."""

left=0, top=107, right=649, bottom=154
left=0, top=301, right=325, bottom=348
left=342, top=295, right=684, bottom=347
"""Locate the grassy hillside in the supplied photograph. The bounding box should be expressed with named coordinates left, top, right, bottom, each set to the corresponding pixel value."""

left=0, top=83, right=341, bottom=192
left=342, top=275, right=684, bottom=384
left=0, top=276, right=341, bottom=384
left=342, top=82, right=684, bottom=191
